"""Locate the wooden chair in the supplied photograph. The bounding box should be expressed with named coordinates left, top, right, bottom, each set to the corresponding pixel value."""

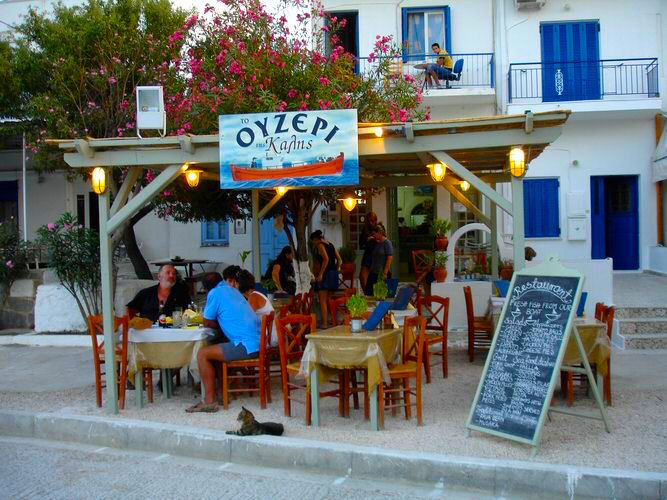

left=411, top=250, right=433, bottom=294
left=463, top=286, right=493, bottom=362
left=561, top=303, right=615, bottom=406
left=219, top=312, right=273, bottom=409
left=416, top=295, right=450, bottom=381
left=378, top=315, right=427, bottom=428
left=87, top=314, right=153, bottom=409
left=328, top=296, right=349, bottom=327
left=300, top=290, right=315, bottom=315
left=276, top=314, right=344, bottom=424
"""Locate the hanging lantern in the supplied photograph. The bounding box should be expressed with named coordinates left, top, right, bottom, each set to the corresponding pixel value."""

left=373, top=127, right=383, bottom=138
left=90, top=167, right=106, bottom=194
left=427, top=163, right=446, bottom=182
left=509, top=147, right=526, bottom=177
left=460, top=180, right=470, bottom=192
left=342, top=197, right=358, bottom=212
left=184, top=169, right=202, bottom=188
left=275, top=186, right=287, bottom=196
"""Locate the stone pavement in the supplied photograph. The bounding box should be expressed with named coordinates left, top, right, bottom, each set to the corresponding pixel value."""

left=613, top=273, right=667, bottom=307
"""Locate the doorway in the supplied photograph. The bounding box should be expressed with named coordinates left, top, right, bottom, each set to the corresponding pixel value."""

left=591, top=175, right=639, bottom=270
left=396, top=185, right=435, bottom=280
left=325, top=11, right=358, bottom=70
left=260, top=218, right=292, bottom=277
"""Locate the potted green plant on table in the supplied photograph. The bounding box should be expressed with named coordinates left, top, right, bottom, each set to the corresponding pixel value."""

left=433, top=251, right=448, bottom=282
left=499, top=259, right=514, bottom=280
left=338, top=245, right=357, bottom=283
left=346, top=294, right=368, bottom=333
left=431, top=218, right=452, bottom=251
left=372, top=275, right=389, bottom=301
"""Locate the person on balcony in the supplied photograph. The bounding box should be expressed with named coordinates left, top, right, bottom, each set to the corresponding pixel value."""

left=425, top=43, right=458, bottom=89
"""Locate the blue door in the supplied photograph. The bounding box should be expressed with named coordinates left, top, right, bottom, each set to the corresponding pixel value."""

left=590, top=176, right=639, bottom=270
left=260, top=218, right=292, bottom=277
left=541, top=21, right=600, bottom=102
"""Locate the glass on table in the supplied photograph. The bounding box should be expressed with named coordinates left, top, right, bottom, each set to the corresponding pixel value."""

left=173, top=308, right=183, bottom=328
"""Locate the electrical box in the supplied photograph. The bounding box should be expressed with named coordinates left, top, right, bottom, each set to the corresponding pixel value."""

left=320, top=208, right=339, bottom=224
left=136, top=86, right=166, bottom=137
left=567, top=217, right=587, bottom=241
left=566, top=191, right=587, bottom=217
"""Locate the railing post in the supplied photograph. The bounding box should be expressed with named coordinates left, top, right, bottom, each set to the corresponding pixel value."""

left=508, top=66, right=513, bottom=103
left=490, top=54, right=495, bottom=89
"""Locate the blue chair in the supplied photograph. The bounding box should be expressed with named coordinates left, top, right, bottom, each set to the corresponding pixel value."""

left=363, top=301, right=393, bottom=331
left=391, top=286, right=414, bottom=311
left=255, top=283, right=269, bottom=295
left=576, top=292, right=588, bottom=317
left=442, top=58, right=464, bottom=88
left=386, top=278, right=399, bottom=298
left=494, top=280, right=510, bottom=298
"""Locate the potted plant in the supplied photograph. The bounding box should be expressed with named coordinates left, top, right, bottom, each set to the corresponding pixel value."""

left=431, top=218, right=452, bottom=251
left=433, top=251, right=448, bottom=282
left=346, top=294, right=368, bottom=332
left=499, top=259, right=514, bottom=280
left=373, top=275, right=389, bottom=301
left=239, top=250, right=251, bottom=269
left=338, top=244, right=357, bottom=282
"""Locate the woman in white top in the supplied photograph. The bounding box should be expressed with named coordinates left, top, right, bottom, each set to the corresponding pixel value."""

left=238, top=270, right=277, bottom=345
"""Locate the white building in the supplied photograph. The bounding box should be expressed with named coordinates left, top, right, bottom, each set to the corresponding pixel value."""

left=1, top=0, right=666, bottom=284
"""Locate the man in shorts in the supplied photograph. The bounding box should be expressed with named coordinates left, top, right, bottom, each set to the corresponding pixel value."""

left=186, top=267, right=260, bottom=413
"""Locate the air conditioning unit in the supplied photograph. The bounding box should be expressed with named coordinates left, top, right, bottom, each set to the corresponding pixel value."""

left=514, top=0, right=546, bottom=10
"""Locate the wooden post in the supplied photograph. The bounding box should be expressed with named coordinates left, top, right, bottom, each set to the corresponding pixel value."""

left=490, top=183, right=499, bottom=279
left=98, top=170, right=118, bottom=414
left=656, top=114, right=664, bottom=246
left=252, top=190, right=261, bottom=278
left=511, top=175, right=526, bottom=271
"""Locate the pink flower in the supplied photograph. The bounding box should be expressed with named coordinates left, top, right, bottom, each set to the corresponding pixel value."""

left=277, top=101, right=287, bottom=112
left=184, top=15, right=198, bottom=29
left=108, top=76, right=117, bottom=84
left=169, top=31, right=183, bottom=44
left=5, top=260, right=13, bottom=269
left=229, top=60, right=242, bottom=75
left=120, top=100, right=129, bottom=109
left=162, top=190, right=172, bottom=197
left=47, top=223, right=55, bottom=231
left=399, top=109, right=408, bottom=122
left=319, top=77, right=330, bottom=86
left=368, top=53, right=375, bottom=63
left=288, top=89, right=297, bottom=98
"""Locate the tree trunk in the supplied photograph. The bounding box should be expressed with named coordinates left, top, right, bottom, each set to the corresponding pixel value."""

left=295, top=196, right=308, bottom=261
left=123, top=224, right=153, bottom=279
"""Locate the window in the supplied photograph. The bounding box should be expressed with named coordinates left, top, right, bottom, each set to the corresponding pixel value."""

left=524, top=178, right=560, bottom=238
left=201, top=220, right=229, bottom=246
left=401, top=6, right=450, bottom=61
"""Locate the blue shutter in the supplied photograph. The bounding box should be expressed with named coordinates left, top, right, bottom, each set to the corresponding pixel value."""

left=524, top=179, right=560, bottom=238
left=201, top=221, right=229, bottom=246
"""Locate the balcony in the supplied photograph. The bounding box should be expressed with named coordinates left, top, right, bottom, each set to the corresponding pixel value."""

left=508, top=58, right=661, bottom=117
left=357, top=53, right=496, bottom=104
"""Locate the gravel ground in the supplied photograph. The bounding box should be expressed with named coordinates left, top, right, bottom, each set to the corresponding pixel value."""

left=2, top=343, right=666, bottom=473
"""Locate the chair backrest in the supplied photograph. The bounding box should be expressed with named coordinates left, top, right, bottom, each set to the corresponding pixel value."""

left=300, top=290, right=314, bottom=315
left=391, top=286, right=415, bottom=310
left=411, top=250, right=434, bottom=284
left=275, top=314, right=316, bottom=367
left=87, top=314, right=129, bottom=362
left=463, top=286, right=475, bottom=334
left=453, top=58, right=464, bottom=74
left=596, top=302, right=615, bottom=339
left=288, top=293, right=303, bottom=315
left=494, top=280, right=510, bottom=298
left=328, top=296, right=349, bottom=327
left=403, top=315, right=427, bottom=374
left=386, top=278, right=399, bottom=298
left=416, top=295, right=450, bottom=334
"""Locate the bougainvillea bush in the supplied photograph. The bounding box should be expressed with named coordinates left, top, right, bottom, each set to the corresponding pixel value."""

left=0, top=219, right=28, bottom=302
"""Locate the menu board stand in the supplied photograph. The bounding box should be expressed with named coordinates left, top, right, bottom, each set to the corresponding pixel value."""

left=465, top=256, right=610, bottom=456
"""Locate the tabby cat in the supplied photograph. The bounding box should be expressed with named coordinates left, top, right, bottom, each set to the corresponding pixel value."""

left=226, top=407, right=284, bottom=436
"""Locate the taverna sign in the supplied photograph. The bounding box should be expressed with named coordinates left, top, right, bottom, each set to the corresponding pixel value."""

left=219, top=109, right=359, bottom=189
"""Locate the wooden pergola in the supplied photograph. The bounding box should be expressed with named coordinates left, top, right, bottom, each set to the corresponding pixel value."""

left=54, top=109, right=570, bottom=414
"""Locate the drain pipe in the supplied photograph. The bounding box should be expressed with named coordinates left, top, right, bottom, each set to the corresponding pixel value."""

left=22, top=132, right=27, bottom=242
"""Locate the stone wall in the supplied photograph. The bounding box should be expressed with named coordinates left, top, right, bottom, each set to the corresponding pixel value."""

left=0, top=272, right=43, bottom=330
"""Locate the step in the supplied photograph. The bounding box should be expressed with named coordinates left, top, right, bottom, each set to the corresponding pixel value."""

left=623, top=333, right=667, bottom=350
left=615, top=306, right=667, bottom=319
left=618, top=318, right=667, bottom=335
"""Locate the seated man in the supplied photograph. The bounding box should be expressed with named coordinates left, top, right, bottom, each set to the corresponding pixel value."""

left=126, top=264, right=191, bottom=322
left=425, top=42, right=457, bottom=89
left=186, top=267, right=260, bottom=413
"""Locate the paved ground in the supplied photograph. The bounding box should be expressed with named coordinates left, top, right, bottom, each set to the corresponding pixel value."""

left=613, top=273, right=667, bottom=307
left=0, top=436, right=505, bottom=500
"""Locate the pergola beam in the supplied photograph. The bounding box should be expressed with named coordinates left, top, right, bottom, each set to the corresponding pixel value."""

left=431, top=151, right=513, bottom=215
left=110, top=167, right=141, bottom=217
left=442, top=180, right=491, bottom=227
left=258, top=192, right=284, bottom=219
left=106, top=164, right=183, bottom=235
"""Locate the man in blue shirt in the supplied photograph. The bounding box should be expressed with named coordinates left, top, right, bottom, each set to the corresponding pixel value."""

left=186, top=270, right=260, bottom=413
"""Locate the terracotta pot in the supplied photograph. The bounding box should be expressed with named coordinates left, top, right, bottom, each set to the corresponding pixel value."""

left=434, top=267, right=447, bottom=283
left=434, top=236, right=449, bottom=251
left=499, top=267, right=514, bottom=280
left=341, top=262, right=356, bottom=280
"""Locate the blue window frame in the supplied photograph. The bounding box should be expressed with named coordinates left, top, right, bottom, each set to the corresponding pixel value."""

left=201, top=220, right=229, bottom=246
left=524, top=178, right=561, bottom=238
left=401, top=6, right=451, bottom=62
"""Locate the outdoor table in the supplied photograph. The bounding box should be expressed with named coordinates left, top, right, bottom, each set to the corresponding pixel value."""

left=271, top=296, right=292, bottom=313
left=151, top=258, right=209, bottom=278
left=299, top=324, right=402, bottom=430
left=128, top=326, right=212, bottom=407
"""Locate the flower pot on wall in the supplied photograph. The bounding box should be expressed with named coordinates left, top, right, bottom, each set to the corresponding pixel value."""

left=499, top=267, right=513, bottom=280
left=434, top=267, right=447, bottom=283
left=341, top=262, right=355, bottom=280
left=435, top=236, right=448, bottom=251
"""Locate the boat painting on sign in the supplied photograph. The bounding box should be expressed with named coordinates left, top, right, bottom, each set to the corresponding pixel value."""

left=219, top=109, right=359, bottom=189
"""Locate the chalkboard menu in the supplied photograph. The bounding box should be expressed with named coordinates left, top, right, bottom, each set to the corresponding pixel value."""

left=466, top=271, right=582, bottom=444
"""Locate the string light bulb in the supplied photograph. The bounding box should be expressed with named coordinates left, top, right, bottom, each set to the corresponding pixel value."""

left=460, top=180, right=470, bottom=191
left=275, top=186, right=288, bottom=196
left=427, top=163, right=446, bottom=182
left=184, top=169, right=202, bottom=188
left=342, top=197, right=358, bottom=212
left=509, top=147, right=526, bottom=177
left=373, top=127, right=383, bottom=138
left=90, top=167, right=106, bottom=194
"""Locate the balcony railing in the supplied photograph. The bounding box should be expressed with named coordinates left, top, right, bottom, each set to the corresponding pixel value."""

left=357, top=53, right=495, bottom=89
left=508, top=58, right=659, bottom=103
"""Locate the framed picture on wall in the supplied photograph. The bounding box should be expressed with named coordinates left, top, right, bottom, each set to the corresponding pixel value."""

left=414, top=185, right=434, bottom=196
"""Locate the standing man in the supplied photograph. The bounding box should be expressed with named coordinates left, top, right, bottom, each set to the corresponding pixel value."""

left=186, top=269, right=260, bottom=413
left=364, top=226, right=393, bottom=296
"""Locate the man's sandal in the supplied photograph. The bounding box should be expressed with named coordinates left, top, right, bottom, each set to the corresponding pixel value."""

left=185, top=401, right=219, bottom=413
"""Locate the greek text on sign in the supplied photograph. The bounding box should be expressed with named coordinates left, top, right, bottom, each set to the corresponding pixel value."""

left=218, top=110, right=359, bottom=189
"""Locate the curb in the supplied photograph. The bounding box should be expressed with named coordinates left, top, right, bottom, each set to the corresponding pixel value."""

left=0, top=334, right=93, bottom=347
left=1, top=410, right=665, bottom=498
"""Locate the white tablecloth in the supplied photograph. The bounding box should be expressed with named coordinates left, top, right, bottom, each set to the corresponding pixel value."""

left=128, top=327, right=210, bottom=343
